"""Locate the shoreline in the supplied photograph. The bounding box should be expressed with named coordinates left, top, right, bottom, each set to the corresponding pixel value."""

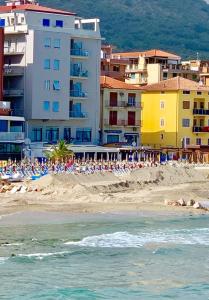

left=0, top=165, right=209, bottom=219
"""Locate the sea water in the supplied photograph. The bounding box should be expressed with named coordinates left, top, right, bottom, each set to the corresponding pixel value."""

left=0, top=212, right=209, bottom=300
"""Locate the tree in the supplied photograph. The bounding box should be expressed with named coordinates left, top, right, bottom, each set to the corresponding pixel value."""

left=45, top=140, right=74, bottom=162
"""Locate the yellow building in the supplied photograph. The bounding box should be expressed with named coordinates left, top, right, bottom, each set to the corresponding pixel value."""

left=141, top=76, right=209, bottom=148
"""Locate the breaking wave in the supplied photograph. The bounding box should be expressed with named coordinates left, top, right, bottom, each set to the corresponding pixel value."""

left=65, top=228, right=209, bottom=248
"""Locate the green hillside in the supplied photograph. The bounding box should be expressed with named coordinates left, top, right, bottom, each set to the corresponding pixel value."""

left=2, top=0, right=209, bottom=58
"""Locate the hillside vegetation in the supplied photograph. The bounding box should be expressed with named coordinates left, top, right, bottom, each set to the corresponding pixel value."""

left=2, top=0, right=209, bottom=58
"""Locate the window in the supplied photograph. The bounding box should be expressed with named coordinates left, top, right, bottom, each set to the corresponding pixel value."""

left=163, top=72, right=168, bottom=79
left=186, top=138, right=190, bottom=145
left=44, top=59, right=50, bottom=70
left=0, top=120, right=8, bottom=132
left=131, top=73, right=135, bottom=79
left=196, top=138, right=201, bottom=145
left=197, top=91, right=202, bottom=95
left=53, top=59, right=60, bottom=71
left=161, top=134, right=164, bottom=140
left=64, top=128, right=71, bottom=142
left=0, top=19, right=5, bottom=27
left=128, top=93, right=136, bottom=106
left=183, top=90, right=190, bottom=94
left=53, top=101, right=59, bottom=112
left=44, top=37, right=51, bottom=48
left=54, top=39, right=61, bottom=48
left=160, top=118, right=165, bottom=127
left=44, top=80, right=50, bottom=90
left=56, top=20, right=63, bottom=27
left=43, top=101, right=50, bottom=111
left=113, top=65, right=120, bottom=72
left=46, top=128, right=59, bottom=143
left=32, top=128, right=42, bottom=142
left=183, top=101, right=190, bottom=109
left=160, top=101, right=165, bottom=109
left=53, top=80, right=60, bottom=90
left=76, top=128, right=92, bottom=143
left=107, top=134, right=119, bottom=143
left=160, top=91, right=165, bottom=94
left=43, top=19, right=50, bottom=27
left=182, top=119, right=190, bottom=127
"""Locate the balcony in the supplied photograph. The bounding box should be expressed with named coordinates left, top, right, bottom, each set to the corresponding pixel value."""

left=0, top=132, right=24, bottom=142
left=126, top=64, right=146, bottom=73
left=70, top=90, right=88, bottom=99
left=70, top=48, right=89, bottom=58
left=4, top=46, right=25, bottom=56
left=69, top=111, right=88, bottom=118
left=104, top=119, right=141, bottom=127
left=4, top=66, right=24, bottom=76
left=193, top=126, right=209, bottom=133
left=4, top=89, right=24, bottom=97
left=193, top=109, right=209, bottom=115
left=105, top=101, right=141, bottom=109
left=70, top=70, right=88, bottom=79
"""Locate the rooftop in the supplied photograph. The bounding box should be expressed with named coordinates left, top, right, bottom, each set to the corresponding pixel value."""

left=113, top=49, right=181, bottom=60
left=0, top=3, right=75, bottom=16
left=100, top=76, right=141, bottom=90
left=141, top=76, right=209, bottom=91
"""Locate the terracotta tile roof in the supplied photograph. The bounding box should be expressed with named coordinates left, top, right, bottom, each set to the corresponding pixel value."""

left=113, top=49, right=181, bottom=60
left=142, top=76, right=209, bottom=91
left=0, top=4, right=75, bottom=16
left=100, top=76, right=141, bottom=90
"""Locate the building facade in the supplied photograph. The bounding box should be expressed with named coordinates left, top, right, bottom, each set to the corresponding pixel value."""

left=0, top=0, right=101, bottom=159
left=101, top=76, right=141, bottom=146
left=101, top=45, right=128, bottom=81
left=112, top=50, right=199, bottom=86
left=141, top=76, right=209, bottom=148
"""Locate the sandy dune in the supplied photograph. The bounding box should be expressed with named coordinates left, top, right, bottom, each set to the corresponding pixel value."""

left=0, top=165, right=209, bottom=215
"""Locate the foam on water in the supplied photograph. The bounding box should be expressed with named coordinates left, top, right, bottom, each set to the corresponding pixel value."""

left=17, top=251, right=69, bottom=260
left=65, top=228, right=209, bottom=248
left=0, top=257, right=9, bottom=264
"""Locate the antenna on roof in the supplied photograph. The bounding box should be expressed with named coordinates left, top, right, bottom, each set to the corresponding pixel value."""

left=197, top=52, right=200, bottom=61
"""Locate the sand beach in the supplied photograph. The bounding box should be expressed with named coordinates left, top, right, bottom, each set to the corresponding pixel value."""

left=0, top=165, right=209, bottom=215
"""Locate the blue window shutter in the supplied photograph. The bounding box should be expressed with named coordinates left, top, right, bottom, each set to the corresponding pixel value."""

left=0, top=19, right=5, bottom=27
left=56, top=20, right=63, bottom=28
left=43, top=19, right=50, bottom=27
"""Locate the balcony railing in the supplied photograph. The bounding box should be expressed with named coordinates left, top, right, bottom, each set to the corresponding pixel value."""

left=193, top=126, right=209, bottom=133
left=70, top=90, right=88, bottom=98
left=104, top=119, right=141, bottom=127
left=105, top=101, right=141, bottom=108
left=70, top=70, right=88, bottom=78
left=69, top=111, right=88, bottom=118
left=4, top=89, right=24, bottom=97
left=0, top=132, right=24, bottom=141
left=70, top=48, right=89, bottom=57
left=4, top=66, right=24, bottom=76
left=193, top=109, right=209, bottom=115
left=4, top=46, right=25, bottom=55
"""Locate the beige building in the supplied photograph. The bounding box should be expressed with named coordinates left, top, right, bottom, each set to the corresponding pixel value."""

left=100, top=76, right=141, bottom=146
left=112, top=49, right=199, bottom=86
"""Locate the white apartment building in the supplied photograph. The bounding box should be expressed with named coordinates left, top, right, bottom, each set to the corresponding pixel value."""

left=0, top=0, right=101, bottom=159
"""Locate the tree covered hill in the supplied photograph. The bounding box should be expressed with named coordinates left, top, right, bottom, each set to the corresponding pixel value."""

left=1, top=0, right=209, bottom=59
